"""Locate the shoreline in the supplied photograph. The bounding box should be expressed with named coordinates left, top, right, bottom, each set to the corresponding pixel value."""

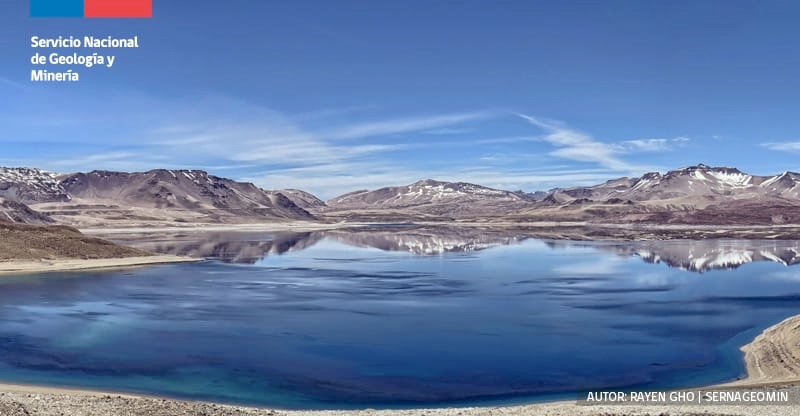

left=1, top=316, right=800, bottom=415
left=719, top=314, right=800, bottom=387
left=77, top=220, right=800, bottom=241
left=0, top=255, right=200, bottom=276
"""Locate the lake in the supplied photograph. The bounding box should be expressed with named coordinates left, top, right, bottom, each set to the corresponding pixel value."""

left=1, top=228, right=800, bottom=409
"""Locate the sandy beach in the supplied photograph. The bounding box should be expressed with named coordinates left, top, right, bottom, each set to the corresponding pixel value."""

left=1, top=314, right=799, bottom=415
left=0, top=384, right=797, bottom=416
left=0, top=255, right=200, bottom=276
left=725, top=315, right=800, bottom=386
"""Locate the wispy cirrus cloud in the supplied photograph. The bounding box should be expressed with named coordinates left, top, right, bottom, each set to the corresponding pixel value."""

left=762, top=141, right=800, bottom=152
left=517, top=114, right=687, bottom=173
left=150, top=114, right=423, bottom=167
left=421, top=127, right=475, bottom=136
left=517, top=114, right=640, bottom=171
left=617, top=137, right=690, bottom=152
left=46, top=151, right=172, bottom=173
left=0, top=76, right=26, bottom=90
left=324, top=111, right=496, bottom=140
left=4, top=88, right=705, bottom=199
left=166, top=109, right=682, bottom=197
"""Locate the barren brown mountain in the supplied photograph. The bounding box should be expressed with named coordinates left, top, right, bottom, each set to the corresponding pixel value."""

left=23, top=169, right=316, bottom=227
left=4, top=164, right=800, bottom=228
left=322, top=165, right=800, bottom=225
left=60, top=170, right=314, bottom=218
left=0, top=197, right=54, bottom=224
left=278, top=189, right=327, bottom=209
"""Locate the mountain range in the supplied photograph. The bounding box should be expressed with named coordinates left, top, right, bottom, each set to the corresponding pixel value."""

left=321, top=179, right=536, bottom=221
left=515, top=164, right=800, bottom=225
left=3, top=164, right=800, bottom=227
left=1, top=167, right=314, bottom=227
left=320, top=164, right=800, bottom=225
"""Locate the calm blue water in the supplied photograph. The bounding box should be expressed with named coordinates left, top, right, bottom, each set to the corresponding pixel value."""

left=1, top=234, right=799, bottom=409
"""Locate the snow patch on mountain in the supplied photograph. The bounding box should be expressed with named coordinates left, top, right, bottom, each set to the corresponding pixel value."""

left=0, top=167, right=71, bottom=203
left=328, top=179, right=527, bottom=210
left=706, top=170, right=752, bottom=187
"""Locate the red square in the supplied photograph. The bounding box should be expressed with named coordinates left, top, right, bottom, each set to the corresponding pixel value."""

left=84, top=0, right=152, bottom=18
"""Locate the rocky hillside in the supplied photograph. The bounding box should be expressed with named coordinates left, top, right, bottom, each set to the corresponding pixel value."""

left=0, top=197, right=53, bottom=224
left=297, top=166, right=800, bottom=224
left=324, top=179, right=535, bottom=220
left=509, top=165, right=800, bottom=225
left=278, top=189, right=327, bottom=209
left=60, top=169, right=314, bottom=220
left=329, top=179, right=531, bottom=208
left=4, top=164, right=800, bottom=227
left=0, top=167, right=70, bottom=203
left=548, top=165, right=800, bottom=204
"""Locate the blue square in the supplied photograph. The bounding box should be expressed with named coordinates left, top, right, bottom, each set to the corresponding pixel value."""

left=31, top=0, right=84, bottom=17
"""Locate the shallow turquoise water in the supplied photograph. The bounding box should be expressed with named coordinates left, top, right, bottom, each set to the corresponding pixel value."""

left=1, top=235, right=799, bottom=408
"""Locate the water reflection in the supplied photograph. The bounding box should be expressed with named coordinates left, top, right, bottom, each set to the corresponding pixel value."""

left=3, top=231, right=800, bottom=407
left=547, top=240, right=800, bottom=272
left=120, top=232, right=324, bottom=263
left=114, top=227, right=800, bottom=272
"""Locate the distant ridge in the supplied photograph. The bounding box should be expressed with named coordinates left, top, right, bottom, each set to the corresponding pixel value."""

left=510, top=164, right=800, bottom=225
left=2, top=164, right=800, bottom=226
left=327, top=178, right=534, bottom=207
left=546, top=164, right=800, bottom=203
left=323, top=165, right=800, bottom=224
left=60, top=169, right=315, bottom=220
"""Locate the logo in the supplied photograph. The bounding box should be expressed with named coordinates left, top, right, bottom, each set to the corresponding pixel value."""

left=31, top=0, right=152, bottom=18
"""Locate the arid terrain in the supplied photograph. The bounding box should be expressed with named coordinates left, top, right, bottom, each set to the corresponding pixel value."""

left=0, top=219, right=198, bottom=275
left=316, top=165, right=800, bottom=227
left=0, top=220, right=149, bottom=261
left=4, top=164, right=800, bottom=233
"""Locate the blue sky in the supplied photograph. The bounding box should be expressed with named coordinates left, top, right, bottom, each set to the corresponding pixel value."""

left=1, top=0, right=799, bottom=199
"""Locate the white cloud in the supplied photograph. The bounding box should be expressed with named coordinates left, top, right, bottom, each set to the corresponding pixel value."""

left=617, top=137, right=690, bottom=152
left=517, top=114, right=641, bottom=171
left=46, top=151, right=171, bottom=173
left=421, top=127, right=475, bottom=135
left=324, top=111, right=496, bottom=140
left=762, top=142, right=800, bottom=152
left=5, top=91, right=695, bottom=200
left=474, top=136, right=538, bottom=144
left=0, top=77, right=25, bottom=90
left=144, top=104, right=496, bottom=170
left=516, top=114, right=685, bottom=175
left=75, top=108, right=673, bottom=198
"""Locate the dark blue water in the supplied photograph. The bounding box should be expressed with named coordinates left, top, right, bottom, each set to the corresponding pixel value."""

left=1, top=236, right=799, bottom=409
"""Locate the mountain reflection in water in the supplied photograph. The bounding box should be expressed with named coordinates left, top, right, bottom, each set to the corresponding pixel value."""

left=6, top=227, right=800, bottom=408
left=112, top=227, right=800, bottom=272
